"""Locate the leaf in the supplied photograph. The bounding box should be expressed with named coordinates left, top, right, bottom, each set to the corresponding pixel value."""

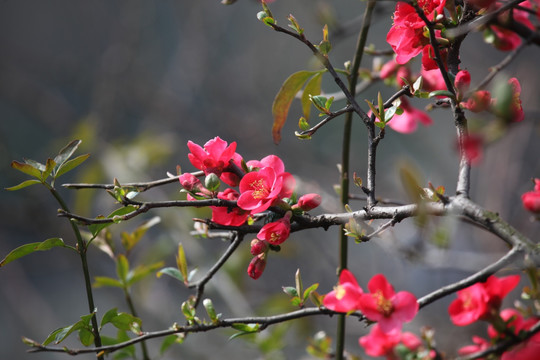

left=176, top=243, right=188, bottom=283
left=101, top=308, right=120, bottom=329
left=5, top=179, right=42, bottom=191
left=0, top=238, right=66, bottom=267
left=78, top=327, right=95, bottom=346
left=54, top=139, right=82, bottom=169
left=282, top=286, right=298, bottom=297
left=301, top=72, right=323, bottom=121
left=272, top=70, right=319, bottom=144
left=42, top=158, right=57, bottom=181
left=229, top=323, right=260, bottom=340
left=160, top=334, right=184, bottom=354
left=121, top=216, right=161, bottom=253
left=365, top=100, right=381, bottom=121
left=88, top=206, right=137, bottom=237
left=116, top=254, right=130, bottom=284
left=42, top=312, right=94, bottom=346
left=126, top=261, right=165, bottom=286
left=10, top=160, right=42, bottom=180
left=93, top=276, right=124, bottom=288
left=156, top=267, right=185, bottom=283
left=55, top=154, right=90, bottom=178
left=428, top=90, right=454, bottom=98
left=23, top=158, right=46, bottom=171
left=303, top=283, right=319, bottom=302
left=110, top=313, right=141, bottom=331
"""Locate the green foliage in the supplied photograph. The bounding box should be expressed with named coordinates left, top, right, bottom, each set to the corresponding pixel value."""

left=88, top=206, right=138, bottom=238
left=42, top=312, right=96, bottom=346
left=0, top=238, right=72, bottom=267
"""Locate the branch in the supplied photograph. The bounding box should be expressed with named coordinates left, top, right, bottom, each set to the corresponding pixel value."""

left=62, top=172, right=203, bottom=191
left=296, top=104, right=354, bottom=137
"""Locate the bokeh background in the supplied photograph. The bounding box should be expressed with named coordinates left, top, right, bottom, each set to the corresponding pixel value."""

left=1, top=1, right=539, bottom=359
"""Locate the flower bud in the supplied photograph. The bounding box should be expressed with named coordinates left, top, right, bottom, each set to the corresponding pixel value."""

left=179, top=173, right=201, bottom=191
left=294, top=193, right=322, bottom=211
left=464, top=90, right=491, bottom=113
left=250, top=238, right=269, bottom=256
left=247, top=254, right=267, bottom=280
left=522, top=188, right=540, bottom=213
left=204, top=173, right=221, bottom=192
left=454, top=70, right=471, bottom=100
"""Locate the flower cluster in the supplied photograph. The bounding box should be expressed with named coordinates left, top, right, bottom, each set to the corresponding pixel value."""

left=447, top=274, right=540, bottom=359
left=323, top=270, right=425, bottom=357
left=179, top=137, right=322, bottom=279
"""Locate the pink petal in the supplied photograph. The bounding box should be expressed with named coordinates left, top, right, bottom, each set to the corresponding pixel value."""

left=368, top=274, right=395, bottom=299
left=391, top=291, right=419, bottom=323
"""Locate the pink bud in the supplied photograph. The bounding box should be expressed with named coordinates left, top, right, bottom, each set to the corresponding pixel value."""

left=464, top=90, right=491, bottom=113
left=454, top=70, right=471, bottom=98
left=247, top=254, right=267, bottom=280
left=250, top=239, right=269, bottom=256
left=522, top=179, right=540, bottom=213
left=295, top=193, right=322, bottom=211
left=179, top=173, right=201, bottom=191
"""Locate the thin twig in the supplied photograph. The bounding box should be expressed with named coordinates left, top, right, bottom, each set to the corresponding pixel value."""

left=296, top=105, right=354, bottom=137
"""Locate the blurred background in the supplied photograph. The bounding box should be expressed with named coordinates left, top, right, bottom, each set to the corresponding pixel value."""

left=1, top=1, right=539, bottom=359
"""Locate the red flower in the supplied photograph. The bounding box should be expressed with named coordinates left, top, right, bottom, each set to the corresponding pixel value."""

left=211, top=188, right=249, bottom=226
left=250, top=238, right=269, bottom=256
left=508, top=77, right=524, bottom=122
left=521, top=179, right=540, bottom=213
left=359, top=325, right=422, bottom=358
left=454, top=70, right=471, bottom=99
left=237, top=161, right=295, bottom=214
left=488, top=309, right=540, bottom=360
left=421, top=68, right=447, bottom=93
left=256, top=213, right=291, bottom=245
left=448, top=275, right=520, bottom=326
left=463, top=90, right=492, bottom=113
left=187, top=137, right=243, bottom=186
left=387, top=98, right=433, bottom=134
left=247, top=253, right=267, bottom=280
left=358, top=274, right=419, bottom=333
left=323, top=269, right=364, bottom=313
left=293, top=193, right=322, bottom=211
left=386, top=0, right=446, bottom=65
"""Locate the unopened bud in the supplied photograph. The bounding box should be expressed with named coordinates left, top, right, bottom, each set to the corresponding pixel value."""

left=204, top=173, right=221, bottom=192
left=454, top=70, right=471, bottom=99
left=179, top=173, right=201, bottom=191
left=464, top=90, right=491, bottom=113
left=250, top=238, right=269, bottom=256
left=295, top=193, right=322, bottom=211
left=247, top=254, right=267, bottom=280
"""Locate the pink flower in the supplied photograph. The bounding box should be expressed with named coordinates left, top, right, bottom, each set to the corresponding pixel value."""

left=508, top=77, right=524, bottom=122
left=247, top=253, right=267, bottom=280
left=257, top=213, right=291, bottom=245
left=421, top=68, right=447, bottom=93
left=448, top=275, right=520, bottom=326
left=358, top=274, right=419, bottom=333
left=458, top=336, right=490, bottom=357
left=187, top=137, right=243, bottom=186
left=323, top=269, right=364, bottom=313
left=521, top=179, right=540, bottom=213
left=211, top=188, right=249, bottom=226
left=359, top=325, right=422, bottom=358
left=237, top=159, right=295, bottom=214
left=293, top=193, right=322, bottom=211
left=387, top=98, right=433, bottom=133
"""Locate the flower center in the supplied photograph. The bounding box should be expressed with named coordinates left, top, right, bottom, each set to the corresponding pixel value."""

left=250, top=179, right=269, bottom=199
left=335, top=285, right=346, bottom=300
left=375, top=290, right=393, bottom=316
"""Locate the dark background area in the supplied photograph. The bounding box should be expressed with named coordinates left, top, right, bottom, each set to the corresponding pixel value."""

left=1, top=1, right=539, bottom=359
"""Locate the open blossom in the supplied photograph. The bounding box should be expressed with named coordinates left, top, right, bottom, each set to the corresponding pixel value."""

left=488, top=309, right=540, bottom=360
left=211, top=188, right=249, bottom=226
left=359, top=325, right=423, bottom=359
left=187, top=137, right=243, bottom=186
left=458, top=336, right=490, bottom=357
left=358, top=274, right=419, bottom=333
left=487, top=2, right=534, bottom=51
left=386, top=0, right=446, bottom=65
left=237, top=160, right=295, bottom=214
left=323, top=269, right=364, bottom=312
left=257, top=213, right=291, bottom=245
left=448, top=274, right=520, bottom=326
left=387, top=98, right=433, bottom=134
left=521, top=178, right=540, bottom=213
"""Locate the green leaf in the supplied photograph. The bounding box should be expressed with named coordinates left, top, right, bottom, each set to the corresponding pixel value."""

left=156, top=267, right=185, bottom=283
left=5, top=179, right=42, bottom=191
left=116, top=254, right=129, bottom=284
left=110, top=313, right=141, bottom=331
left=10, top=160, right=42, bottom=180
left=272, top=70, right=320, bottom=144
left=54, top=139, right=82, bottom=169
left=160, top=334, right=184, bottom=354
left=282, top=286, right=298, bottom=297
left=0, top=238, right=66, bottom=267
left=126, top=261, right=165, bottom=286
left=303, top=283, right=319, bottom=302
left=101, top=308, right=120, bottom=329
left=301, top=72, right=323, bottom=121
left=365, top=100, right=381, bottom=121
left=42, top=312, right=94, bottom=346
left=229, top=323, right=260, bottom=340
left=93, top=276, right=124, bottom=288
left=428, top=90, right=454, bottom=98
left=42, top=158, right=57, bottom=181
left=88, top=206, right=137, bottom=237
left=78, top=327, right=95, bottom=346
left=23, top=158, right=46, bottom=171
left=176, top=243, right=188, bottom=283
left=121, top=216, right=161, bottom=252
left=298, top=117, right=310, bottom=131
left=55, top=154, right=90, bottom=178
